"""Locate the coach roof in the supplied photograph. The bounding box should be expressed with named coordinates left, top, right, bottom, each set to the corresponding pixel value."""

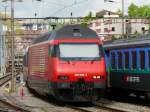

left=103, top=34, right=150, bottom=49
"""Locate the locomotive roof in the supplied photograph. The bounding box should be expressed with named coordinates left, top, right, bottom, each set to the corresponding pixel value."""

left=103, top=34, right=150, bottom=49
left=49, top=24, right=98, bottom=40
left=32, top=24, right=98, bottom=44
left=32, top=32, right=51, bottom=44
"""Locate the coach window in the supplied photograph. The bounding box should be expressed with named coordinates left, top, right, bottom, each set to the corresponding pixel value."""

left=125, top=51, right=129, bottom=69
left=132, top=51, right=137, bottom=69
left=118, top=51, right=122, bottom=69
left=149, top=51, right=150, bottom=69
left=140, top=51, right=145, bottom=69
left=111, top=52, right=116, bottom=69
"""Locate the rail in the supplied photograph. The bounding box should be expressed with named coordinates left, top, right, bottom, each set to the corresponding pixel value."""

left=0, top=72, right=20, bottom=87
left=0, top=73, right=12, bottom=87
left=0, top=73, right=31, bottom=112
left=66, top=105, right=92, bottom=112
left=93, top=102, right=128, bottom=112
left=66, top=104, right=127, bottom=112
left=0, top=98, right=31, bottom=112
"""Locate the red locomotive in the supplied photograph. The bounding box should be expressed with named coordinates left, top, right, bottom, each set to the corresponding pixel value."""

left=23, top=24, right=106, bottom=102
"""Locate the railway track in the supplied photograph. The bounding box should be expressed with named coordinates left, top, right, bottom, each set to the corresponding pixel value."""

left=0, top=73, right=12, bottom=87
left=65, top=105, right=93, bottom=112
left=0, top=98, right=31, bottom=112
left=66, top=104, right=128, bottom=112
left=65, top=97, right=150, bottom=112
left=0, top=72, right=32, bottom=112
left=1, top=75, right=149, bottom=112
left=94, top=98, right=150, bottom=112
left=0, top=72, right=20, bottom=87
left=93, top=102, right=129, bottom=112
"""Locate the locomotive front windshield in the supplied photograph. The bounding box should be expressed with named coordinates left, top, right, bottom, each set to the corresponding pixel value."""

left=59, top=44, right=101, bottom=60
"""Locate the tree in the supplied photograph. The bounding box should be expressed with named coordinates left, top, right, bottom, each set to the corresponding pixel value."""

left=128, top=3, right=150, bottom=18
left=128, top=3, right=139, bottom=17
left=138, top=5, right=150, bottom=18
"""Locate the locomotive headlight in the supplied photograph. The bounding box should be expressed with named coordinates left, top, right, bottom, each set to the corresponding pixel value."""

left=93, top=76, right=101, bottom=79
left=58, top=76, right=69, bottom=80
left=96, top=76, right=101, bottom=79
left=93, top=76, right=97, bottom=79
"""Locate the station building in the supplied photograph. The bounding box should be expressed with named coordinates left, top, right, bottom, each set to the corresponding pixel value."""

left=89, top=10, right=149, bottom=41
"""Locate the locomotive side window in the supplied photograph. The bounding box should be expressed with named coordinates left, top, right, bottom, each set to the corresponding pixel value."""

left=125, top=51, right=129, bottom=69
left=118, top=51, right=122, bottom=69
left=132, top=51, right=137, bottom=69
left=111, top=52, right=116, bottom=69
left=50, top=45, right=59, bottom=57
left=140, top=51, right=145, bottom=69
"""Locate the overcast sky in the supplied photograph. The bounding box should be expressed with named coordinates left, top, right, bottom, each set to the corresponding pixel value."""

left=0, top=0, right=150, bottom=18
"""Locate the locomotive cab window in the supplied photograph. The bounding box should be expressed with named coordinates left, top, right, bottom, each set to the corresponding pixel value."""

left=140, top=51, right=145, bottom=69
left=58, top=43, right=101, bottom=61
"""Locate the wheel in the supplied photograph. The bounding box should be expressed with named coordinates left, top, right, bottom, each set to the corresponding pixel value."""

left=146, top=92, right=150, bottom=100
left=92, top=95, right=100, bottom=102
left=91, top=89, right=104, bottom=102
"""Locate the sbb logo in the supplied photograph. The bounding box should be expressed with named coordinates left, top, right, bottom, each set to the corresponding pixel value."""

left=125, top=76, right=140, bottom=83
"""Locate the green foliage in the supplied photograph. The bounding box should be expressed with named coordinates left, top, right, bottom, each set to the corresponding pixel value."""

left=83, top=11, right=92, bottom=24
left=81, top=22, right=88, bottom=27
left=111, top=35, right=117, bottom=41
left=88, top=11, right=92, bottom=18
left=128, top=3, right=150, bottom=18
left=82, top=11, right=98, bottom=26
left=128, top=3, right=139, bottom=17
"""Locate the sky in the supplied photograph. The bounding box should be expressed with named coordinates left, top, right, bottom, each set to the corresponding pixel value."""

left=0, top=0, right=150, bottom=18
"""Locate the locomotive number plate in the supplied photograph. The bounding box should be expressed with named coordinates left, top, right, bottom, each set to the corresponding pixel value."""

left=74, top=74, right=87, bottom=77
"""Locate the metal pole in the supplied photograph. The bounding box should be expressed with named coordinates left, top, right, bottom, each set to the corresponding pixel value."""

left=122, top=0, right=124, bottom=38
left=4, top=6, right=7, bottom=20
left=11, top=0, right=15, bottom=92
left=2, top=5, right=7, bottom=20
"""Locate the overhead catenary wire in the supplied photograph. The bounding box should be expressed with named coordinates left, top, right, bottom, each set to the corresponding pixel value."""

left=46, top=1, right=66, bottom=6
left=51, top=0, right=89, bottom=16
